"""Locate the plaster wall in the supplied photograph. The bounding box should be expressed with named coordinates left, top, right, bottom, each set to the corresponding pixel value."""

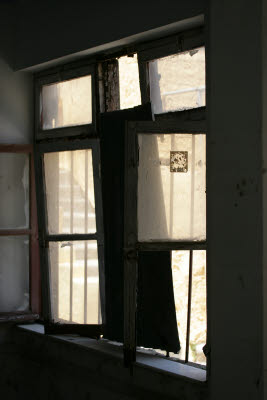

left=208, top=0, right=262, bottom=399
left=14, top=0, right=205, bottom=70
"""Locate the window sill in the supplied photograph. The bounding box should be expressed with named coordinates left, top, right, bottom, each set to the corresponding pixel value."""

left=17, top=323, right=206, bottom=384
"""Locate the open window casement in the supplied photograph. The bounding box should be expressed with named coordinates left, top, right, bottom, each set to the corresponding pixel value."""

left=35, top=139, right=105, bottom=337
left=100, top=103, right=152, bottom=343
left=124, top=115, right=207, bottom=367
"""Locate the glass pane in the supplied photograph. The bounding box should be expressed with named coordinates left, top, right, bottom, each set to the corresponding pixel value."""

left=49, top=240, right=100, bottom=324
left=189, top=250, right=207, bottom=365
left=0, top=236, right=29, bottom=312
left=0, top=153, right=29, bottom=229
left=41, top=75, right=92, bottom=130
left=149, top=47, right=205, bottom=114
left=118, top=54, right=141, bottom=109
left=44, top=150, right=96, bottom=234
left=171, top=250, right=189, bottom=361
left=138, top=133, right=206, bottom=241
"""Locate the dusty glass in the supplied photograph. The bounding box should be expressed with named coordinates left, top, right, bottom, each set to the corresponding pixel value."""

left=49, top=240, right=100, bottom=324
left=138, top=133, right=206, bottom=241
left=41, top=75, right=92, bottom=130
left=149, top=47, right=205, bottom=114
left=44, top=149, right=96, bottom=235
left=0, top=236, right=29, bottom=312
left=0, top=153, right=29, bottom=229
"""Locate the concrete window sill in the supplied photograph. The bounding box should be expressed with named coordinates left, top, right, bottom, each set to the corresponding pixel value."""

left=17, top=323, right=206, bottom=384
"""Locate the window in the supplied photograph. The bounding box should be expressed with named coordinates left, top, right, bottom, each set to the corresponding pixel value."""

left=0, top=145, right=41, bottom=320
left=34, top=26, right=207, bottom=371
left=124, top=120, right=206, bottom=367
left=35, top=139, right=104, bottom=336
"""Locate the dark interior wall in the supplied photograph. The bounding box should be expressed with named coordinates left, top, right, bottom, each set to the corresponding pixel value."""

left=208, top=1, right=262, bottom=399
left=14, top=0, right=206, bottom=70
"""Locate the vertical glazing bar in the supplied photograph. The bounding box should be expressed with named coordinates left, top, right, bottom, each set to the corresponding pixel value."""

left=84, top=150, right=88, bottom=323
left=185, top=249, right=193, bottom=362
left=190, top=136, right=195, bottom=238
left=169, top=135, right=175, bottom=237
left=70, top=152, right=74, bottom=321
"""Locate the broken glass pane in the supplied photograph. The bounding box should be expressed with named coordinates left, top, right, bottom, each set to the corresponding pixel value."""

left=44, top=149, right=96, bottom=235
left=49, top=240, right=100, bottom=324
left=0, top=153, right=29, bottom=229
left=118, top=54, right=141, bottom=109
left=189, top=250, right=207, bottom=365
left=41, top=75, right=92, bottom=130
left=149, top=47, right=205, bottom=114
left=0, top=236, right=29, bottom=312
left=138, top=133, right=206, bottom=241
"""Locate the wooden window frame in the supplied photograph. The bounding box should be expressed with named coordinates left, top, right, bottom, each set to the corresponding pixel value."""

left=35, top=62, right=98, bottom=141
left=123, top=114, right=207, bottom=369
left=34, top=139, right=105, bottom=337
left=0, top=144, right=41, bottom=322
left=33, top=26, right=207, bottom=367
left=137, top=27, right=205, bottom=108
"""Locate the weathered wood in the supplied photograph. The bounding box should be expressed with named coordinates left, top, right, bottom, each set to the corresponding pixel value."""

left=0, top=313, right=39, bottom=323
left=35, top=139, right=106, bottom=331
left=0, top=144, right=32, bottom=153
left=30, top=152, right=42, bottom=314
left=101, top=59, right=120, bottom=112
left=123, top=122, right=139, bottom=367
left=0, top=229, right=31, bottom=236
left=35, top=63, right=97, bottom=141
left=137, top=242, right=206, bottom=251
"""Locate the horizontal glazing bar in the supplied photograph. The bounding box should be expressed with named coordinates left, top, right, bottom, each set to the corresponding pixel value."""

left=46, top=233, right=98, bottom=242
left=0, top=229, right=32, bottom=236
left=137, top=241, right=206, bottom=251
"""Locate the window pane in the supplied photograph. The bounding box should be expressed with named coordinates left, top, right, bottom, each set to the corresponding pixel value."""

left=189, top=250, right=207, bottom=365
left=0, top=153, right=29, bottom=229
left=41, top=75, right=92, bottom=130
left=118, top=54, right=141, bottom=109
left=138, top=133, right=206, bottom=241
left=149, top=47, right=205, bottom=114
left=171, top=250, right=190, bottom=361
left=0, top=236, right=29, bottom=312
left=44, top=150, right=96, bottom=234
left=49, top=240, right=100, bottom=324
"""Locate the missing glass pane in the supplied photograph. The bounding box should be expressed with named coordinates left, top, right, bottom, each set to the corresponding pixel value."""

left=149, top=47, right=205, bottom=114
left=138, top=133, right=206, bottom=241
left=49, top=240, right=100, bottom=324
left=171, top=250, right=206, bottom=366
left=118, top=54, right=141, bottom=110
left=44, top=149, right=96, bottom=235
left=0, top=153, right=29, bottom=229
left=0, top=236, right=29, bottom=312
left=41, top=75, right=92, bottom=130
left=189, top=250, right=207, bottom=365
